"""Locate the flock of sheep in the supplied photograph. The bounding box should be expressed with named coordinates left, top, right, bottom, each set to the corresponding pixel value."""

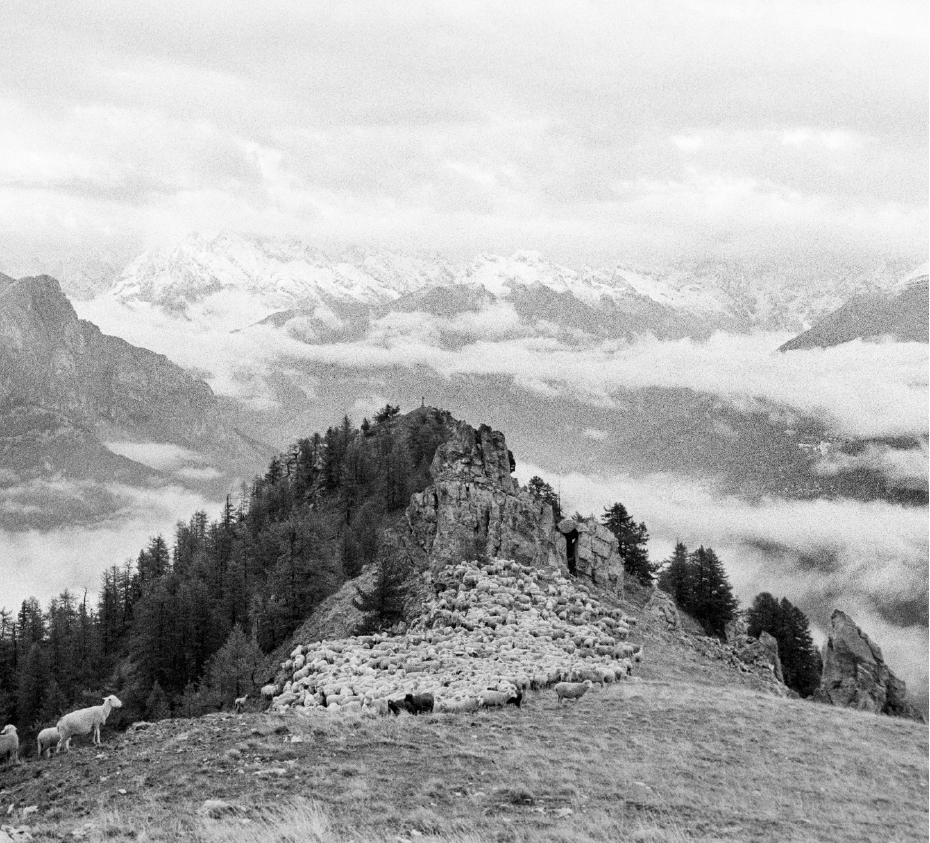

left=1, top=695, right=123, bottom=764
left=1, top=557, right=643, bottom=763
left=263, top=557, right=643, bottom=717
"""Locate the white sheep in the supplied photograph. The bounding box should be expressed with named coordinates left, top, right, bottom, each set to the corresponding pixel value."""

left=37, top=727, right=60, bottom=758
left=234, top=695, right=248, bottom=713
left=633, top=645, right=644, bottom=664
left=260, top=684, right=279, bottom=699
left=554, top=680, right=592, bottom=706
left=56, top=695, right=122, bottom=753
left=0, top=725, right=19, bottom=764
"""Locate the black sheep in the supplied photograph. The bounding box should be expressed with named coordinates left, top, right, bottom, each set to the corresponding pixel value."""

left=506, top=689, right=523, bottom=708
left=405, top=692, right=435, bottom=714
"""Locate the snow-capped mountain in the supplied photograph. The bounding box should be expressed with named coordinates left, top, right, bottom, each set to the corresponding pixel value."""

left=99, top=232, right=919, bottom=337
left=108, top=233, right=459, bottom=330
left=779, top=263, right=929, bottom=351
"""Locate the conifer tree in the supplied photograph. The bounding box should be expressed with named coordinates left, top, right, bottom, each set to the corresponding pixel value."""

left=601, top=502, right=652, bottom=585
left=352, top=556, right=410, bottom=634
left=657, top=541, right=692, bottom=605
left=40, top=677, right=68, bottom=724
left=527, top=476, right=562, bottom=522
left=747, top=593, right=822, bottom=697
left=687, top=546, right=739, bottom=637
left=145, top=680, right=171, bottom=721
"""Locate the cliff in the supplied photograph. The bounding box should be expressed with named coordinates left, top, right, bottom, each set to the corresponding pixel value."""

left=814, top=609, right=922, bottom=720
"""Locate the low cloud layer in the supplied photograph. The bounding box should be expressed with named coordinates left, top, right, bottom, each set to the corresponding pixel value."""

left=0, top=480, right=221, bottom=611
left=78, top=298, right=930, bottom=441
left=515, top=462, right=929, bottom=704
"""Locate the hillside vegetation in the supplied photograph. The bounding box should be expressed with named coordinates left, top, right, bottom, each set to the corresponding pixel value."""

left=0, top=633, right=926, bottom=842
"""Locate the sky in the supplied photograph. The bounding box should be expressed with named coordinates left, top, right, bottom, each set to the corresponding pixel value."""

left=1, top=0, right=927, bottom=280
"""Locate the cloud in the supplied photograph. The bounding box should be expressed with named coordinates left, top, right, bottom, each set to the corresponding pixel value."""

left=104, top=441, right=207, bottom=471
left=514, top=461, right=929, bottom=703
left=0, top=1, right=925, bottom=279
left=77, top=295, right=929, bottom=441
left=0, top=480, right=221, bottom=611
left=814, top=441, right=929, bottom=490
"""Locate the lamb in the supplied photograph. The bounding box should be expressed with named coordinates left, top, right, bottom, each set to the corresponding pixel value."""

left=56, top=694, right=123, bottom=753
left=234, top=695, right=248, bottom=713
left=37, top=727, right=60, bottom=759
left=554, top=680, right=592, bottom=706
left=0, top=725, right=18, bottom=764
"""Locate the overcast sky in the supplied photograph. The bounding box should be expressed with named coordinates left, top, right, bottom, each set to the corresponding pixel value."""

left=1, top=1, right=927, bottom=278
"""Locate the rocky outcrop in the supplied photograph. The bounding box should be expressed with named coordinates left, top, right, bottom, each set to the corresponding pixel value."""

left=557, top=518, right=625, bottom=595
left=407, top=421, right=565, bottom=574
left=0, top=275, right=225, bottom=445
left=0, top=275, right=266, bottom=488
left=724, top=615, right=784, bottom=683
left=643, top=590, right=682, bottom=633
left=814, top=609, right=920, bottom=719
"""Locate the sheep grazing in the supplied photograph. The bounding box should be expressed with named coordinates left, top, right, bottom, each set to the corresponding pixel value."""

left=633, top=645, right=644, bottom=664
left=570, top=667, right=604, bottom=688
left=56, top=694, right=123, bottom=753
left=408, top=692, right=434, bottom=714
left=478, top=688, right=521, bottom=708
left=554, top=680, right=593, bottom=706
left=37, top=727, right=60, bottom=759
left=234, top=695, right=248, bottom=713
left=437, top=697, right=479, bottom=713
left=0, top=725, right=19, bottom=765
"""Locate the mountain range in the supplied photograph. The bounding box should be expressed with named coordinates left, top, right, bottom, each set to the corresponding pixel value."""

left=0, top=273, right=268, bottom=528
left=780, top=263, right=929, bottom=351
left=96, top=233, right=921, bottom=340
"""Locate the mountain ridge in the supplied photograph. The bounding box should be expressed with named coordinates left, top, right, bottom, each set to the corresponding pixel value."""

left=94, top=233, right=921, bottom=337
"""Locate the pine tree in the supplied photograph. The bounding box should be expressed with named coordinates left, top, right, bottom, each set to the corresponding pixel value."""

left=748, top=593, right=821, bottom=697
left=687, top=546, right=738, bottom=637
left=527, top=476, right=561, bottom=522
left=17, top=643, right=50, bottom=727
left=145, top=680, right=171, bottom=721
left=40, top=677, right=69, bottom=724
left=352, top=556, right=410, bottom=634
left=657, top=542, right=692, bottom=606
left=601, top=502, right=652, bottom=585
left=197, top=626, right=263, bottom=709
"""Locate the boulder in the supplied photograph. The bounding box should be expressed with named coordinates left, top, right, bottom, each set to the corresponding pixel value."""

left=814, top=609, right=920, bottom=719
left=643, top=590, right=682, bottom=632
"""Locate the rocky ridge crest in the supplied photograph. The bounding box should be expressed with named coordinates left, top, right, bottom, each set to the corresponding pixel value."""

left=814, top=609, right=921, bottom=720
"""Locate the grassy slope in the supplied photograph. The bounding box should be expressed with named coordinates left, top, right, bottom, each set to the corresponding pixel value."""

left=1, top=575, right=924, bottom=841
left=1, top=636, right=926, bottom=842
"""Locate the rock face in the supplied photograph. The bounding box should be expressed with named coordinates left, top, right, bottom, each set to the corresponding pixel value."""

left=724, top=615, right=784, bottom=683
left=0, top=274, right=225, bottom=445
left=407, top=421, right=566, bottom=575
left=0, top=274, right=266, bottom=497
left=815, top=609, right=918, bottom=719
left=643, top=590, right=682, bottom=633
left=557, top=518, right=625, bottom=594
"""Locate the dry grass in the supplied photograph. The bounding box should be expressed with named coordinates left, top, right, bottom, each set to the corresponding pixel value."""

left=2, top=678, right=926, bottom=843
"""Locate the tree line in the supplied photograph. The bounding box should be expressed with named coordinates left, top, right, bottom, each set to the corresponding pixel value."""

left=526, top=481, right=822, bottom=698
left=0, top=406, right=450, bottom=740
